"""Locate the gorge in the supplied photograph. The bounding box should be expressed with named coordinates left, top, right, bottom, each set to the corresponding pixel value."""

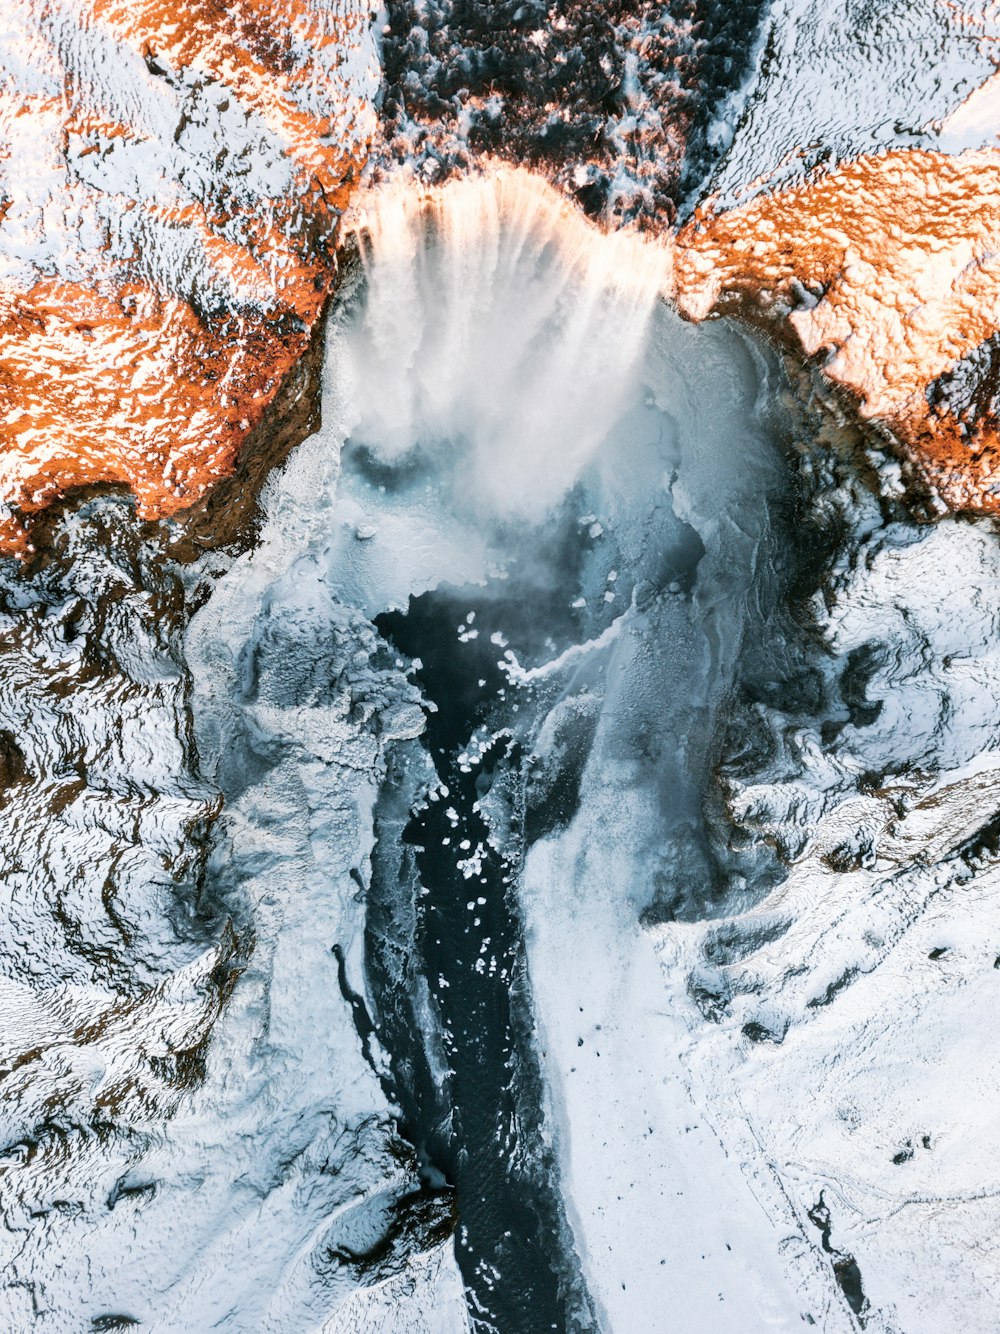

left=3, top=3, right=1000, bottom=1332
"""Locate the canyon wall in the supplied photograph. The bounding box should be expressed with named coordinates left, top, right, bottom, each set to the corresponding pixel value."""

left=674, top=148, right=1000, bottom=512
left=5, top=1, right=1000, bottom=546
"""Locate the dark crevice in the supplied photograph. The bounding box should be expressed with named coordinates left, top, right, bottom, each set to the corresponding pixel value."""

left=332, top=942, right=381, bottom=1075
left=807, top=1192, right=870, bottom=1324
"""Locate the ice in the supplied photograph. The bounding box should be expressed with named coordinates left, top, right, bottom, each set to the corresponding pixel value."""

left=313, top=167, right=832, bottom=1326
left=317, top=162, right=1000, bottom=1331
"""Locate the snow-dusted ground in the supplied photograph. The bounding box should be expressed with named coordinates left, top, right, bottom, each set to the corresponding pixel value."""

left=0, top=433, right=470, bottom=1330
left=707, top=0, right=1000, bottom=205
left=7, top=3, right=1000, bottom=1324
left=324, top=171, right=1000, bottom=1331
left=0, top=0, right=376, bottom=299
left=659, top=513, right=1000, bottom=1334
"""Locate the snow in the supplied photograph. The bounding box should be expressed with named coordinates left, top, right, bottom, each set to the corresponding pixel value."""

left=0, top=0, right=377, bottom=295
left=708, top=0, right=1000, bottom=205
left=320, top=168, right=852, bottom=1325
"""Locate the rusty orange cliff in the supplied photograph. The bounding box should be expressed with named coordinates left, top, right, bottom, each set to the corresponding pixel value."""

left=0, top=0, right=377, bottom=553
left=673, top=147, right=1000, bottom=513
left=3, top=3, right=1000, bottom=552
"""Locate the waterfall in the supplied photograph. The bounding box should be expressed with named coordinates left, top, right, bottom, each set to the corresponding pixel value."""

left=341, top=169, right=675, bottom=521
left=311, top=167, right=805, bottom=1332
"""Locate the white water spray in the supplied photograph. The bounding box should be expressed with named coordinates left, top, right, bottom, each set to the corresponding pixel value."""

left=343, top=170, right=675, bottom=520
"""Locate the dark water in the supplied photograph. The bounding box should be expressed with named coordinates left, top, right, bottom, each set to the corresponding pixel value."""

left=365, top=562, right=597, bottom=1333
left=379, top=0, right=773, bottom=224
left=675, top=0, right=776, bottom=208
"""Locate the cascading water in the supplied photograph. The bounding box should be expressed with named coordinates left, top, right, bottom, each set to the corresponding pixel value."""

left=293, top=169, right=811, bottom=1331
left=341, top=173, right=673, bottom=520
left=2, top=165, right=997, bottom=1334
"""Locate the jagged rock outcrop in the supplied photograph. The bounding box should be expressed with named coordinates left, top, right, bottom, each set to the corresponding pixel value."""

left=0, top=0, right=377, bottom=554
left=674, top=148, right=1000, bottom=512
left=6, top=0, right=1000, bottom=543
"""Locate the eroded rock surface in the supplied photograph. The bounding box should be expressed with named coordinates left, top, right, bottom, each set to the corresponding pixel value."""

left=674, top=148, right=1000, bottom=511
left=0, top=0, right=377, bottom=553
left=7, top=0, right=1000, bottom=541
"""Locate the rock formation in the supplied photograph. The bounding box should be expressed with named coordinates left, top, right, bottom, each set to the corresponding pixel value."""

left=0, top=0, right=377, bottom=553
left=674, top=148, right=1000, bottom=512
left=6, top=2, right=1000, bottom=548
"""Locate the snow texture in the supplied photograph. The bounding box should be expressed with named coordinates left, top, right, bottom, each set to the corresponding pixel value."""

left=6, top=1, right=1000, bottom=1328
left=325, top=171, right=1000, bottom=1331
left=708, top=0, right=1000, bottom=205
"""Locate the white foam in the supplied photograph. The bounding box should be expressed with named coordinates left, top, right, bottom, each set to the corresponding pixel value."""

left=342, top=169, right=674, bottom=521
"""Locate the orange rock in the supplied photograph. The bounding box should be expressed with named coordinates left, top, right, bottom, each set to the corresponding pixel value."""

left=5, top=0, right=1000, bottom=547
left=674, top=148, right=1000, bottom=509
left=0, top=0, right=377, bottom=553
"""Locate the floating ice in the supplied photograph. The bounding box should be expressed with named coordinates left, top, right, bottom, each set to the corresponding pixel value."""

left=5, top=163, right=1000, bottom=1334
